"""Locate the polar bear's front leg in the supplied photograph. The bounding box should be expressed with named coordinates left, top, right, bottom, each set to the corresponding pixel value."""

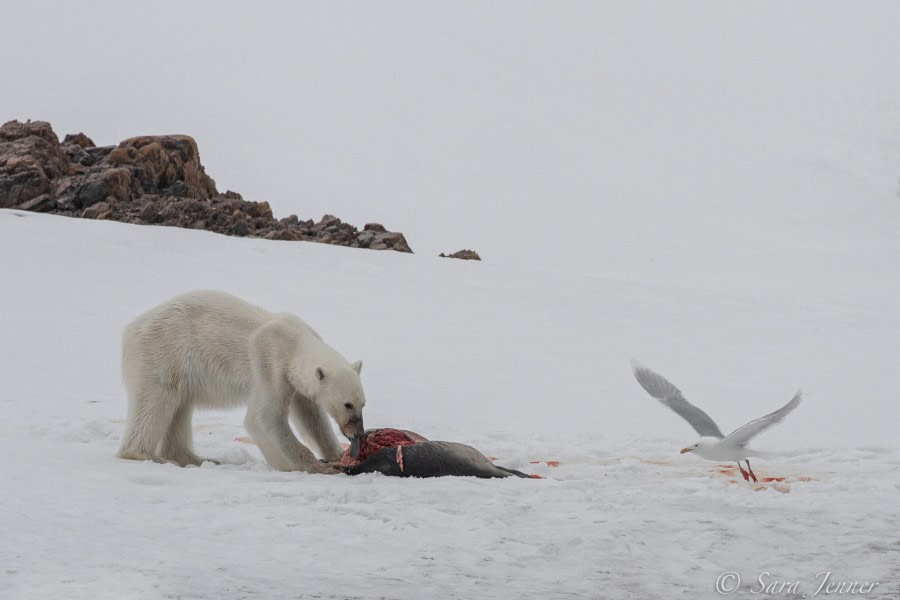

left=245, top=398, right=338, bottom=474
left=290, top=396, right=344, bottom=463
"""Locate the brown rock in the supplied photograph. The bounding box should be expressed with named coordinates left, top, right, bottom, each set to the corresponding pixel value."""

left=322, top=214, right=339, bottom=224
left=0, top=120, right=68, bottom=208
left=232, top=218, right=250, bottom=236
left=279, top=214, right=299, bottom=227
left=81, top=201, right=111, bottom=219
left=73, top=168, right=132, bottom=209
left=63, top=133, right=95, bottom=148
left=375, top=231, right=413, bottom=253
left=2, top=120, right=414, bottom=253
left=440, top=249, right=482, bottom=261
left=108, top=134, right=217, bottom=200
left=18, top=194, right=55, bottom=213
left=139, top=202, right=161, bottom=224
left=243, top=201, right=273, bottom=220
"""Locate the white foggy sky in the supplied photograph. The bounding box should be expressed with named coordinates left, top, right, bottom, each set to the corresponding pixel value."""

left=3, top=1, right=900, bottom=274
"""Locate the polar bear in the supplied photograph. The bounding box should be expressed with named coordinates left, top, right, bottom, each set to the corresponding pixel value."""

left=117, top=290, right=366, bottom=473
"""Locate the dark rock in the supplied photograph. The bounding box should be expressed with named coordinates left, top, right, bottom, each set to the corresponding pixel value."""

left=232, top=219, right=249, bottom=236
left=319, top=214, right=340, bottom=227
left=356, top=231, right=374, bottom=248
left=0, top=120, right=68, bottom=208
left=19, top=194, right=55, bottom=212
left=242, top=200, right=272, bottom=220
left=106, top=134, right=217, bottom=200
left=73, top=168, right=131, bottom=209
left=2, top=120, right=415, bottom=253
left=280, top=214, right=299, bottom=227
left=440, top=249, right=482, bottom=261
left=85, top=145, right=115, bottom=162
left=63, top=133, right=95, bottom=148
left=263, top=229, right=298, bottom=241
left=81, top=201, right=111, bottom=220
left=0, top=120, right=60, bottom=146
left=139, top=203, right=161, bottom=224
left=372, top=231, right=413, bottom=253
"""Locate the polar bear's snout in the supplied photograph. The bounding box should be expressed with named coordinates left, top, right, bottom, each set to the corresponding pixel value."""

left=340, top=417, right=365, bottom=438
left=340, top=418, right=365, bottom=458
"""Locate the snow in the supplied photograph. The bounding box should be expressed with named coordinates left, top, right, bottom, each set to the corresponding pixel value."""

left=2, top=209, right=899, bottom=599
left=3, top=2, right=900, bottom=598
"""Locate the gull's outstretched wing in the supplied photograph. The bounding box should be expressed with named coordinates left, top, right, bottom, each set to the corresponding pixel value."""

left=721, top=390, right=802, bottom=447
left=630, top=360, right=725, bottom=438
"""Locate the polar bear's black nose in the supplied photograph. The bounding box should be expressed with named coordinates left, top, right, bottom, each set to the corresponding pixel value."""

left=341, top=416, right=365, bottom=438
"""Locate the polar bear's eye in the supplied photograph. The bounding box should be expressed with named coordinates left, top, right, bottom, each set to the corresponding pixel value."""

left=344, top=402, right=353, bottom=410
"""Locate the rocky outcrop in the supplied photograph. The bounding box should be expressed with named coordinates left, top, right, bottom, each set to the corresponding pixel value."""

left=0, top=120, right=412, bottom=253
left=440, top=249, right=481, bottom=261
left=0, top=120, right=69, bottom=209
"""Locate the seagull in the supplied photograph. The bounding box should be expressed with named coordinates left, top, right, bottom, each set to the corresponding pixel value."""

left=630, top=360, right=802, bottom=483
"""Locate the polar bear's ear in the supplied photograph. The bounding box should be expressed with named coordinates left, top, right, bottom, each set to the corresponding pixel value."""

left=351, top=360, right=363, bottom=374
left=316, top=367, right=326, bottom=382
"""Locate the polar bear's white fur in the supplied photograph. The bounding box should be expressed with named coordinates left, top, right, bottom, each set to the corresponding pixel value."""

left=117, top=290, right=366, bottom=473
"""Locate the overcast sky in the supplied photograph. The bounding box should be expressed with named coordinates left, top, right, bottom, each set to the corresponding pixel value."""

left=4, top=1, right=900, bottom=272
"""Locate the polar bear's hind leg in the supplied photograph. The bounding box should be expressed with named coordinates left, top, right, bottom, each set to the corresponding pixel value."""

left=159, top=401, right=205, bottom=466
left=117, top=385, right=181, bottom=463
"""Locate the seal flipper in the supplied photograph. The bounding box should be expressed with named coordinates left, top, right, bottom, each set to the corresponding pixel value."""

left=493, top=465, right=532, bottom=479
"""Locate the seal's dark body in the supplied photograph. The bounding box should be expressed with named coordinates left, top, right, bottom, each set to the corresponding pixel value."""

left=344, top=435, right=530, bottom=479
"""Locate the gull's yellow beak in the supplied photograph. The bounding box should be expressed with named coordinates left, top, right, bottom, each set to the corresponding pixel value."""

left=680, top=447, right=692, bottom=454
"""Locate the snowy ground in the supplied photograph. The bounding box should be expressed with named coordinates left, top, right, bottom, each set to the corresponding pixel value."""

left=1, top=210, right=898, bottom=599
left=4, top=3, right=900, bottom=598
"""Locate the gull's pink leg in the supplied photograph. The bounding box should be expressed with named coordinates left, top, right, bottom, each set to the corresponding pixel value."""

left=745, top=460, right=758, bottom=483
left=736, top=462, right=750, bottom=482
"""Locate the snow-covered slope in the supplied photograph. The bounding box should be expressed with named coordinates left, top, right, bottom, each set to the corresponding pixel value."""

left=2, top=210, right=898, bottom=599
left=4, top=2, right=900, bottom=597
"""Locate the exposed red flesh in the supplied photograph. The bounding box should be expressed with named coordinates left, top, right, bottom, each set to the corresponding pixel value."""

left=340, top=428, right=423, bottom=467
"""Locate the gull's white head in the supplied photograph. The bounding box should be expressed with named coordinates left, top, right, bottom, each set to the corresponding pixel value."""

left=680, top=437, right=721, bottom=460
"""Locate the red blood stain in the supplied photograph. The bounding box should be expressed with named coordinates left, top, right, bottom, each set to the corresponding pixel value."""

left=529, top=460, right=560, bottom=467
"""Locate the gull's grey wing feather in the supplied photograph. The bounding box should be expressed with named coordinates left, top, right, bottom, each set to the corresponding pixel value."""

left=630, top=360, right=725, bottom=438
left=721, top=390, right=802, bottom=447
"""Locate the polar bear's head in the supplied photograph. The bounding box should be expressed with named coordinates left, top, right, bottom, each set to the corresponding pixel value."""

left=315, top=360, right=366, bottom=446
